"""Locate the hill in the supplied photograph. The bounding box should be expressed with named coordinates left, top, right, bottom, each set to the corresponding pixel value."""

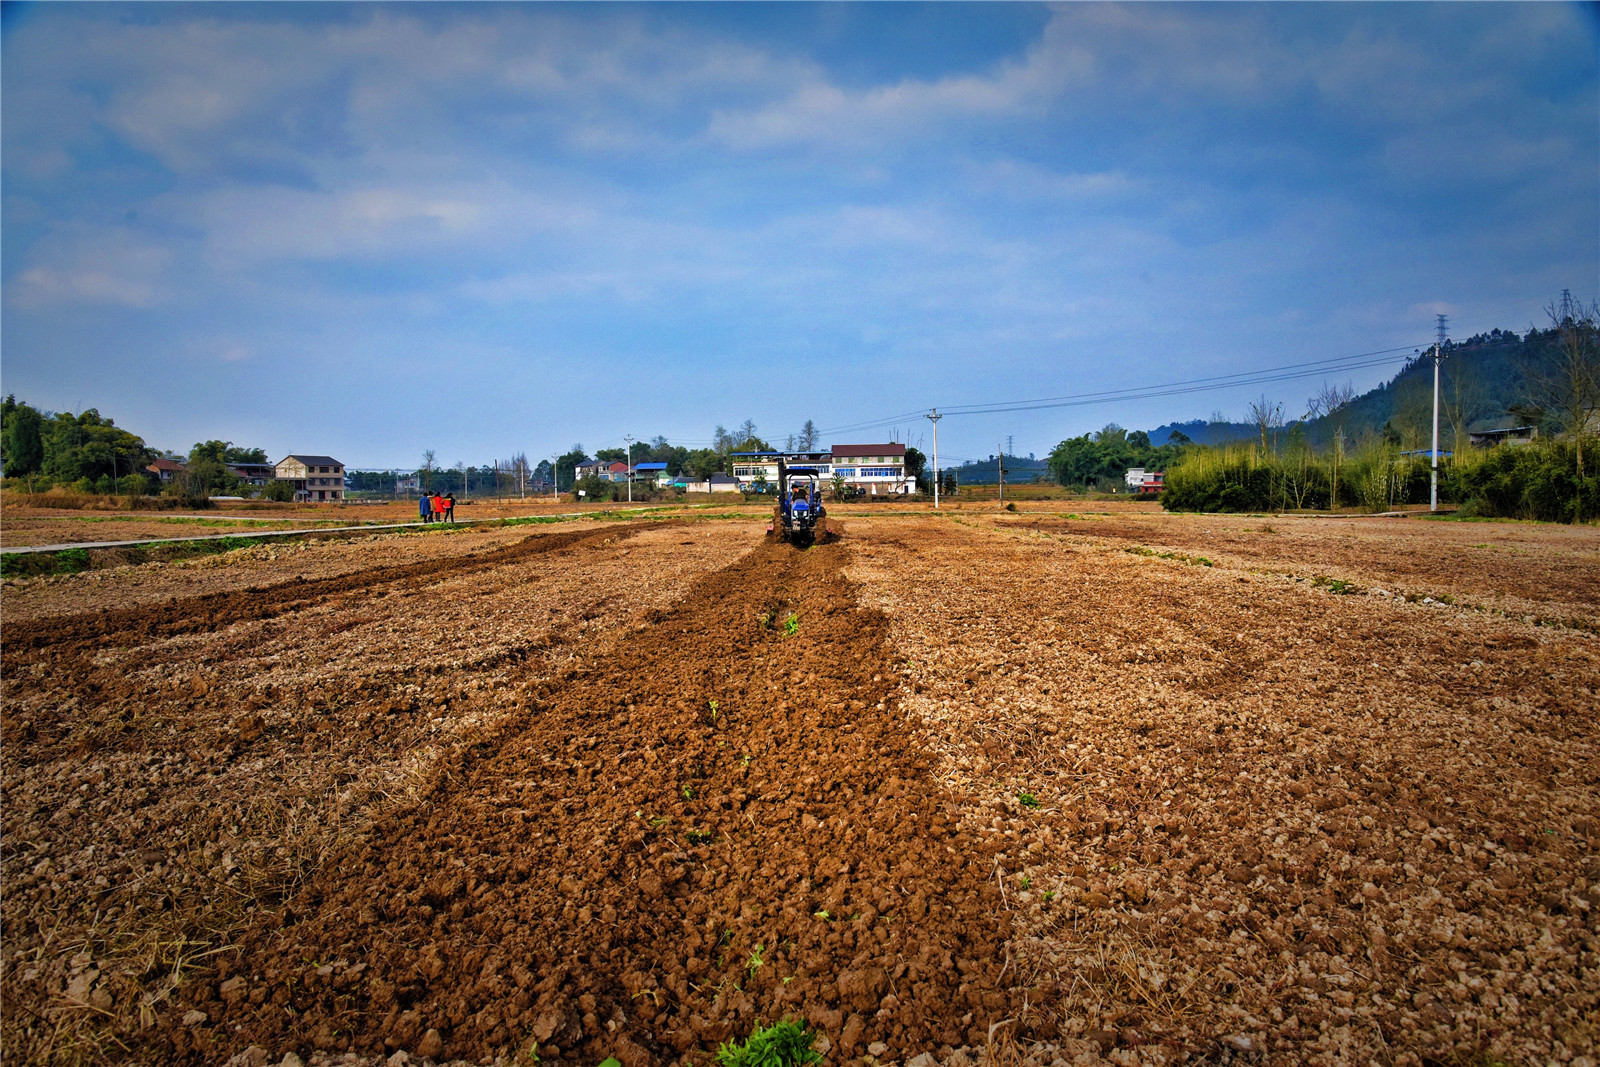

left=1148, top=327, right=1536, bottom=450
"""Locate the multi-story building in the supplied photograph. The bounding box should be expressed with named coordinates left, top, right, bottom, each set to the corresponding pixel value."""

left=274, top=455, right=345, bottom=502
left=727, top=444, right=912, bottom=495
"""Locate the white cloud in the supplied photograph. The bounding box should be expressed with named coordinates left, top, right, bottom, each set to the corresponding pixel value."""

left=7, top=230, right=172, bottom=309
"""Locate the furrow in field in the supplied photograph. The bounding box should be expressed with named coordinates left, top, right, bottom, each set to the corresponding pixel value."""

left=157, top=534, right=1025, bottom=1065
left=0, top=523, right=654, bottom=657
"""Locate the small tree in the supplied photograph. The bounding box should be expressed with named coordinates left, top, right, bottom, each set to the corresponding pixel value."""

left=1247, top=395, right=1284, bottom=452
left=263, top=480, right=296, bottom=502
left=1522, top=290, right=1599, bottom=520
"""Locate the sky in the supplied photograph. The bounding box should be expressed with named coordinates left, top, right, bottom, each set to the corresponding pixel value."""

left=3, top=2, right=1596, bottom=469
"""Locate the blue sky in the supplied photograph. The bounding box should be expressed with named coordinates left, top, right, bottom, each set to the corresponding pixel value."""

left=3, top=2, right=1596, bottom=468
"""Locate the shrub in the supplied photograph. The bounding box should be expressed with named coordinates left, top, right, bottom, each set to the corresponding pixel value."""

left=574, top=475, right=619, bottom=502
left=1447, top=439, right=1598, bottom=522
left=262, top=479, right=296, bottom=502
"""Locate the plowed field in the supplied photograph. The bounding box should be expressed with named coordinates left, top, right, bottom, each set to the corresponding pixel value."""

left=2, top=511, right=1596, bottom=1067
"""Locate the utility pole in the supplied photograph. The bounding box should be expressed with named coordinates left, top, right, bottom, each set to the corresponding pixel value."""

left=1431, top=313, right=1447, bottom=512
left=552, top=452, right=560, bottom=502
left=997, top=444, right=1004, bottom=504
left=926, top=409, right=942, bottom=509
left=623, top=434, right=633, bottom=503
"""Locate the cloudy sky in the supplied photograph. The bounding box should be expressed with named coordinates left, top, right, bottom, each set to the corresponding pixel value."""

left=3, top=3, right=1596, bottom=467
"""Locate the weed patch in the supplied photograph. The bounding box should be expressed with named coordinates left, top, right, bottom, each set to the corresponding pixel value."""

left=714, top=1019, right=823, bottom=1067
left=1124, top=546, right=1213, bottom=567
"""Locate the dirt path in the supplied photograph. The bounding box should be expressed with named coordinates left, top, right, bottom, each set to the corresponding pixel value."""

left=159, top=534, right=1023, bottom=1065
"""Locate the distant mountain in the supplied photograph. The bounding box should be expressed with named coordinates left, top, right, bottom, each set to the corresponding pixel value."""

left=951, top=453, right=1049, bottom=483
left=1150, top=420, right=1257, bottom=446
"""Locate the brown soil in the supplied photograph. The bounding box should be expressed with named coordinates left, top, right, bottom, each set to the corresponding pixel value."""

left=0, top=524, right=643, bottom=659
left=168, top=534, right=1019, bottom=1063
left=997, top=511, right=1600, bottom=626
left=4, top=510, right=1596, bottom=1067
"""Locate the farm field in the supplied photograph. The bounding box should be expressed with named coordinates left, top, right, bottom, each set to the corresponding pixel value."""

left=0, top=497, right=686, bottom=549
left=1, top=510, right=1596, bottom=1067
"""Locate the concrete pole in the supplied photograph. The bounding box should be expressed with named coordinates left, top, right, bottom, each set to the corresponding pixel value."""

left=624, top=434, right=633, bottom=503
left=927, top=409, right=942, bottom=509
left=1430, top=314, right=1445, bottom=512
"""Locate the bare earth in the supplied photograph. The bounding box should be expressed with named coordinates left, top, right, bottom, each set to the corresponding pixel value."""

left=1, top=509, right=1595, bottom=1067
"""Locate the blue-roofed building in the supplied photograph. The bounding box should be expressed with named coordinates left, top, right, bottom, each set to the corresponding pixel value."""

left=633, top=461, right=670, bottom=486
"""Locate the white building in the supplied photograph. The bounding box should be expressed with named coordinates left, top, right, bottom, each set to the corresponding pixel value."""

left=275, top=455, right=345, bottom=501
left=727, top=444, right=913, bottom=495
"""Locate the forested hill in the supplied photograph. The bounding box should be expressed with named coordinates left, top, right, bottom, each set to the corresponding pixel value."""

left=1149, top=327, right=1536, bottom=449
left=950, top=454, right=1050, bottom=484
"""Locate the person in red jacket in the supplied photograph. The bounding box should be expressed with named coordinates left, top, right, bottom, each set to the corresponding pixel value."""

left=431, top=493, right=444, bottom=522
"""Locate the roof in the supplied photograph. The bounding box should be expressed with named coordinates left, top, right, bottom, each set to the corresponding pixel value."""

left=831, top=443, right=906, bottom=458
left=708, top=472, right=739, bottom=483
left=575, top=458, right=605, bottom=467
left=635, top=462, right=668, bottom=471
left=147, top=458, right=186, bottom=471
left=278, top=455, right=343, bottom=467
left=607, top=461, right=628, bottom=471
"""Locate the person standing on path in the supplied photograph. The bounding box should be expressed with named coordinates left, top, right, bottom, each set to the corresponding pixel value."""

left=431, top=492, right=444, bottom=523
left=445, top=492, right=456, bottom=522
left=419, top=493, right=431, bottom=524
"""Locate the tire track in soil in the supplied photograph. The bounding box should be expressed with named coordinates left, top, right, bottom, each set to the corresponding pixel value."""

left=1, top=523, right=654, bottom=658
left=164, top=535, right=1027, bottom=1065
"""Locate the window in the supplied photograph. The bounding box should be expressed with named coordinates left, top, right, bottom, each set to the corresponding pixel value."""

left=834, top=467, right=856, bottom=477
left=861, top=467, right=898, bottom=477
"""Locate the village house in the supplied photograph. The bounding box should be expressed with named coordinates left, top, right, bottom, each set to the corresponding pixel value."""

left=145, top=457, right=187, bottom=483
left=274, top=455, right=345, bottom=502
left=573, top=458, right=607, bottom=482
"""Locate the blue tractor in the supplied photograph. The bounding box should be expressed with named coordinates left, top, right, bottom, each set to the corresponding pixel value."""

left=772, top=459, right=827, bottom=547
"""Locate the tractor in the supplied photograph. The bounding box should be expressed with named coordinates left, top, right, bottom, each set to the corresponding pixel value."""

left=770, top=459, right=827, bottom=547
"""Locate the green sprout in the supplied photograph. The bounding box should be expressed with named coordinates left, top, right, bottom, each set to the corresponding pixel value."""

left=683, top=785, right=695, bottom=800
left=784, top=612, right=800, bottom=636
left=1018, top=792, right=1040, bottom=808
left=746, top=944, right=765, bottom=975
left=813, top=909, right=830, bottom=920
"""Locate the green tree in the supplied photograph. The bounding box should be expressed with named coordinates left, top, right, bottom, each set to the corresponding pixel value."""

left=556, top=446, right=588, bottom=492
left=41, top=409, right=149, bottom=485
left=685, top=449, right=722, bottom=481
left=2, top=399, right=45, bottom=477
left=1523, top=290, right=1600, bottom=520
